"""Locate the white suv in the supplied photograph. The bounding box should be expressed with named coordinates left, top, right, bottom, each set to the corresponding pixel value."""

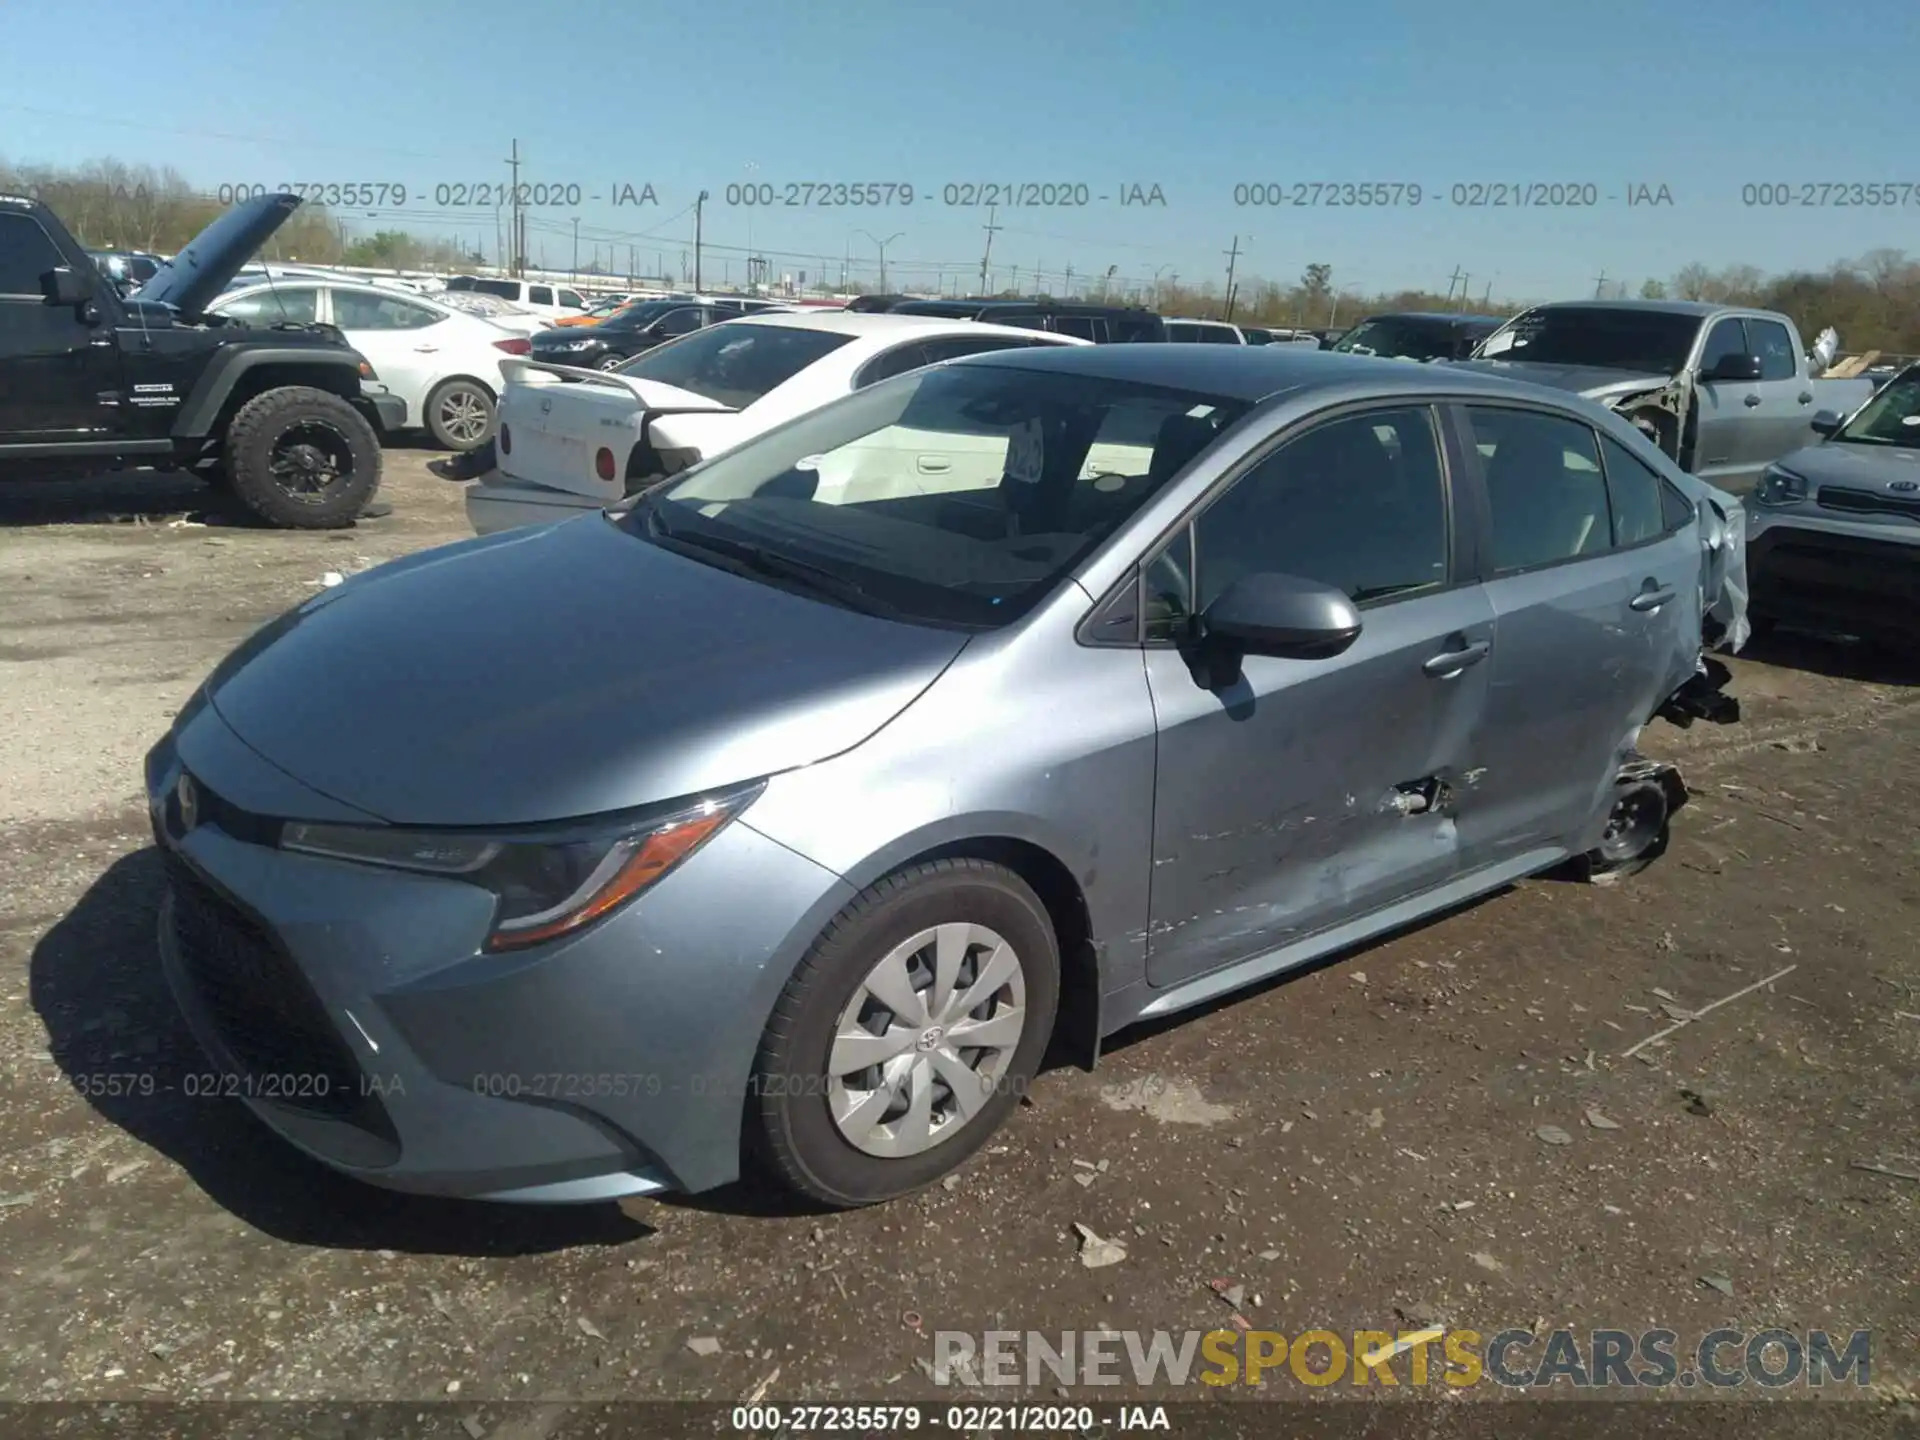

left=444, top=276, right=589, bottom=322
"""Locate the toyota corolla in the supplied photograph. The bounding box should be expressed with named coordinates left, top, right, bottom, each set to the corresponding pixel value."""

left=145, top=345, right=1744, bottom=1208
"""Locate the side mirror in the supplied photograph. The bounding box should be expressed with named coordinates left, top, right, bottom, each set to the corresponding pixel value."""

left=1703, top=352, right=1764, bottom=383
left=1810, top=409, right=1843, bottom=437
left=42, top=266, right=96, bottom=306
left=1193, top=573, right=1362, bottom=687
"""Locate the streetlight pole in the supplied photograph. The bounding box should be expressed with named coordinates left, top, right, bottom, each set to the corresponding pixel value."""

left=1328, top=282, right=1360, bottom=328
left=859, top=230, right=903, bottom=292
left=694, top=192, right=708, bottom=291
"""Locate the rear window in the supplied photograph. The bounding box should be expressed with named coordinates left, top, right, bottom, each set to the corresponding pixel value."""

left=457, top=277, right=520, bottom=301
left=615, top=321, right=855, bottom=407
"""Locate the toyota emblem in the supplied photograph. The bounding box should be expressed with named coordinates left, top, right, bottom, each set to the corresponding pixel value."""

left=1890, top=478, right=1918, bottom=493
left=175, top=773, right=200, bottom=832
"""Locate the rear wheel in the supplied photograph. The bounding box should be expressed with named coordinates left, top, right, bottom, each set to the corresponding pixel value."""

left=223, top=386, right=380, bottom=529
left=424, top=378, right=496, bottom=451
left=595, top=352, right=626, bottom=371
left=751, top=859, right=1059, bottom=1207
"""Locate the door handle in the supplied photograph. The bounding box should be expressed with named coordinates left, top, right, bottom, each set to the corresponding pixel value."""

left=413, top=345, right=439, bottom=353
left=1422, top=639, right=1490, bottom=677
left=1742, top=394, right=1762, bottom=408
left=1630, top=586, right=1676, bottom=612
left=916, top=457, right=951, bottom=474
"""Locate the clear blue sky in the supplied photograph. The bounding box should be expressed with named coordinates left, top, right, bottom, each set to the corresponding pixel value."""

left=4, top=0, right=1917, bottom=303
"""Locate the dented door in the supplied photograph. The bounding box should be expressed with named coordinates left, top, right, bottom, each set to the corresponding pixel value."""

left=1141, top=402, right=1490, bottom=990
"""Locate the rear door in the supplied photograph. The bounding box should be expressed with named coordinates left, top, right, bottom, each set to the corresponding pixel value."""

left=326, top=288, right=449, bottom=415
left=1453, top=403, right=1701, bottom=860
left=1742, top=315, right=1815, bottom=466
left=1143, top=402, right=1493, bottom=987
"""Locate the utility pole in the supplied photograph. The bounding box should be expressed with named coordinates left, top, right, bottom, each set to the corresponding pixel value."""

left=1482, top=275, right=1495, bottom=306
left=978, top=205, right=1000, bottom=294
left=571, top=217, right=580, bottom=283
left=1064, top=262, right=1074, bottom=297
left=694, top=191, right=708, bottom=291
left=1445, top=266, right=1465, bottom=305
left=505, top=139, right=525, bottom=276
left=1222, top=235, right=1242, bottom=320
left=1455, top=274, right=1471, bottom=311
left=1593, top=269, right=1609, bottom=299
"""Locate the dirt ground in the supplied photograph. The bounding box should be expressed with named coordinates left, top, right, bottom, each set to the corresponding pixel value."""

left=0, top=454, right=1915, bottom=1432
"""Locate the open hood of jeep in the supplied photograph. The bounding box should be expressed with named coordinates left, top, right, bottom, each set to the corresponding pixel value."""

left=137, top=193, right=304, bottom=321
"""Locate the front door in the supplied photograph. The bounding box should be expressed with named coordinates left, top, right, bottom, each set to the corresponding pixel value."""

left=1144, top=403, right=1493, bottom=989
left=1742, top=315, right=1817, bottom=468
left=0, top=211, right=121, bottom=440
left=1456, top=403, right=1703, bottom=854
left=325, top=288, right=448, bottom=419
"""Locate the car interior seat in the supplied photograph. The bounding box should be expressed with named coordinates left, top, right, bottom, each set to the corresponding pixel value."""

left=1483, top=420, right=1609, bottom=571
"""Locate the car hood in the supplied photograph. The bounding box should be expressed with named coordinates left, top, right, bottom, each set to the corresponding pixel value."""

left=204, top=519, right=968, bottom=826
left=137, top=193, right=305, bottom=321
left=1447, top=360, right=1674, bottom=401
left=1773, top=438, right=1920, bottom=490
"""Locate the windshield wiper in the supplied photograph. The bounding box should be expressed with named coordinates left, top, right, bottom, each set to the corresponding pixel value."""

left=645, top=504, right=899, bottom=618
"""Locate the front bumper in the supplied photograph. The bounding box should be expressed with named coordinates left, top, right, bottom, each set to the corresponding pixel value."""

left=1747, top=508, right=1920, bottom=638
left=144, top=713, right=854, bottom=1202
left=359, top=387, right=409, bottom=433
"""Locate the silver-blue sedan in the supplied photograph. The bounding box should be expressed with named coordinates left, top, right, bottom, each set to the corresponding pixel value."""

left=144, top=345, right=1745, bottom=1208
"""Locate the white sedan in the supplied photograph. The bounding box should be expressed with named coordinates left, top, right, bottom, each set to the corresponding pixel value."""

left=460, top=312, right=1090, bottom=535
left=209, top=281, right=534, bottom=450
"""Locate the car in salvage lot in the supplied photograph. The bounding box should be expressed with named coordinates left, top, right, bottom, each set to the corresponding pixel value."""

left=1747, top=359, right=1920, bottom=650
left=210, top=281, right=532, bottom=450
left=145, top=344, right=1745, bottom=1210
left=460, top=311, right=1088, bottom=534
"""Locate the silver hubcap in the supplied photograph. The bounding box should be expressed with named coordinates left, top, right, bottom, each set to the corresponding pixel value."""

left=438, top=388, right=491, bottom=443
left=827, top=922, right=1027, bottom=1158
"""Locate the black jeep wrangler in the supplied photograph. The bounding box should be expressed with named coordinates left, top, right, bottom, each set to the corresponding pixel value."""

left=0, top=191, right=405, bottom=528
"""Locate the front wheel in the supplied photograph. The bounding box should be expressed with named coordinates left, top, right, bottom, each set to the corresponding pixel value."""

left=595, top=352, right=627, bottom=371
left=750, top=859, right=1060, bottom=1207
left=223, top=387, right=381, bottom=529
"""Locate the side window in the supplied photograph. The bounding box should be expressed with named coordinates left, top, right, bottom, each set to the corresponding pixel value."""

left=0, top=213, right=69, bottom=297
left=1660, top=477, right=1696, bottom=530
left=1467, top=406, right=1611, bottom=573
left=1745, top=318, right=1797, bottom=381
left=993, top=313, right=1049, bottom=332
left=1598, top=433, right=1678, bottom=546
left=221, top=287, right=320, bottom=325
left=654, top=306, right=702, bottom=337
left=557, top=289, right=584, bottom=308
left=851, top=342, right=931, bottom=389
left=1699, top=318, right=1747, bottom=375
left=330, top=290, right=434, bottom=329
left=1165, top=323, right=1197, bottom=343
left=528, top=284, right=555, bottom=306
left=1191, top=406, right=1450, bottom=612
left=1051, top=316, right=1101, bottom=341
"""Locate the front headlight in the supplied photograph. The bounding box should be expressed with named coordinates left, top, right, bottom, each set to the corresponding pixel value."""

left=1754, top=466, right=1809, bottom=507
left=281, top=783, right=762, bottom=951
left=546, top=338, right=591, bottom=351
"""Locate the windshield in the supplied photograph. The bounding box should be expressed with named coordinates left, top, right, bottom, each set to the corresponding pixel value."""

left=601, top=300, right=688, bottom=330
left=1333, top=317, right=1455, bottom=360
left=611, top=322, right=853, bottom=407
left=1473, top=306, right=1699, bottom=373
left=1835, top=366, right=1920, bottom=449
left=622, top=361, right=1250, bottom=627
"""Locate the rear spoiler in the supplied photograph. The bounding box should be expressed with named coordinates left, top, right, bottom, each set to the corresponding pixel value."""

left=497, top=357, right=734, bottom=414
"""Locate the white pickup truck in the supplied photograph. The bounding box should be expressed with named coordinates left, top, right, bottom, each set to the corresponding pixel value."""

left=1454, top=301, right=1877, bottom=495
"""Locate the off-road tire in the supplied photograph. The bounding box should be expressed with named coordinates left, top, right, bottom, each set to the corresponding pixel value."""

left=223, top=386, right=380, bottom=529
left=750, top=859, right=1060, bottom=1208
left=424, top=377, right=497, bottom=452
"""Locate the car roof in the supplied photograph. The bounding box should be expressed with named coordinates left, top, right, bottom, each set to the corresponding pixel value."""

left=950, top=340, right=1589, bottom=404
left=1357, top=311, right=1504, bottom=325
left=711, top=310, right=1089, bottom=342
left=1520, top=299, right=1724, bottom=318
left=1165, top=316, right=1238, bottom=325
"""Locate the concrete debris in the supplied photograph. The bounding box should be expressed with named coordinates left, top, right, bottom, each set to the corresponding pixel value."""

left=575, top=1316, right=605, bottom=1340
left=1584, top=1109, right=1623, bottom=1131
left=1073, top=1224, right=1127, bottom=1268
left=1535, top=1125, right=1574, bottom=1147
left=462, top=1418, right=486, bottom=1440
left=686, top=1337, right=721, bottom=1357
left=743, top=1367, right=782, bottom=1404
left=1210, top=1279, right=1246, bottom=1310
left=1699, top=1275, right=1734, bottom=1297
left=1364, top=1108, right=1385, bottom=1130
left=1470, top=1252, right=1505, bottom=1273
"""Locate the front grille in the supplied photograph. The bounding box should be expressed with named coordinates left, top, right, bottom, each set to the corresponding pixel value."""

left=1816, top=485, right=1920, bottom=521
left=163, top=850, right=366, bottom=1118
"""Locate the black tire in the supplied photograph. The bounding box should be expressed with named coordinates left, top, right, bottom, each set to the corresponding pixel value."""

left=223, top=386, right=380, bottom=529
left=595, top=352, right=626, bottom=371
left=424, top=377, right=496, bottom=451
left=751, top=859, right=1060, bottom=1208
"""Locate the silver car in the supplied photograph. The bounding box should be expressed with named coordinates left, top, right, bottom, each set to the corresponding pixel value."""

left=144, top=346, right=1740, bottom=1209
left=1748, top=361, right=1920, bottom=648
